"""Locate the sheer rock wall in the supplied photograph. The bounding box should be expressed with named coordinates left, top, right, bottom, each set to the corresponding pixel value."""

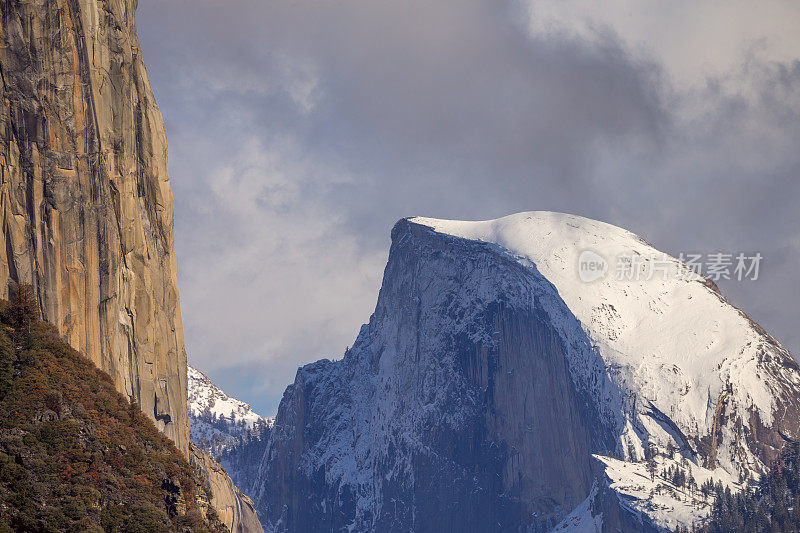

left=0, top=0, right=188, bottom=453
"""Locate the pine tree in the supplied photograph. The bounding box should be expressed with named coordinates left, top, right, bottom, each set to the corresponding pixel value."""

left=646, top=444, right=657, bottom=481
left=6, top=282, right=39, bottom=347
left=706, top=443, right=800, bottom=532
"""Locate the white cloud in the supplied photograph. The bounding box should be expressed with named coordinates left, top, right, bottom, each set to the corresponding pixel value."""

left=138, top=0, right=800, bottom=414
left=173, top=134, right=384, bottom=378
left=525, top=0, right=800, bottom=88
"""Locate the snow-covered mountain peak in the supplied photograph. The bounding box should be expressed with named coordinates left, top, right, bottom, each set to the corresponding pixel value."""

left=243, top=212, right=800, bottom=532
left=188, top=365, right=272, bottom=456
left=188, top=365, right=268, bottom=428
left=410, top=212, right=800, bottom=475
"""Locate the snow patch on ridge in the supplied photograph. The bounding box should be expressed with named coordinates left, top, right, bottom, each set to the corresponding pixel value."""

left=594, top=454, right=738, bottom=531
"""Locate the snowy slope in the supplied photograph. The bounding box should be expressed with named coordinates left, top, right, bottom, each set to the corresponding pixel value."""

left=188, top=365, right=272, bottom=456
left=593, top=454, right=732, bottom=531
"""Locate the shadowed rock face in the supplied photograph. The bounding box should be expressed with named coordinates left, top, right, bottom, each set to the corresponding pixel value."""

left=249, top=221, right=646, bottom=532
left=0, top=0, right=187, bottom=452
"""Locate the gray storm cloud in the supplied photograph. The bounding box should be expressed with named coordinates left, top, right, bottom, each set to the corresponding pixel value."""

left=137, top=0, right=800, bottom=414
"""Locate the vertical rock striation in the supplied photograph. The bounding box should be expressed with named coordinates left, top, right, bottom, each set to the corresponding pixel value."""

left=0, top=0, right=187, bottom=452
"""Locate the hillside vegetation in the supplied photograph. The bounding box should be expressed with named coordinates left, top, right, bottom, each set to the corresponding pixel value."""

left=0, top=284, right=227, bottom=532
left=701, top=442, right=800, bottom=532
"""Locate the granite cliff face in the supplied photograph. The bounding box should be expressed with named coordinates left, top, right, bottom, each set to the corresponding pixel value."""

left=190, top=443, right=265, bottom=533
left=0, top=0, right=187, bottom=451
left=245, top=213, right=800, bottom=532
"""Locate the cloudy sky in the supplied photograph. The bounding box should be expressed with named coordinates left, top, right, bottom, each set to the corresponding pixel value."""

left=137, top=0, right=800, bottom=416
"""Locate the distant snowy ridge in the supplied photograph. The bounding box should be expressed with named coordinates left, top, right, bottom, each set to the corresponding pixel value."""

left=188, top=365, right=273, bottom=456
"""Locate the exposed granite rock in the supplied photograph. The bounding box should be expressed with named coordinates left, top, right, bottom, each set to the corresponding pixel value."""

left=0, top=0, right=187, bottom=452
left=190, top=442, right=265, bottom=533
